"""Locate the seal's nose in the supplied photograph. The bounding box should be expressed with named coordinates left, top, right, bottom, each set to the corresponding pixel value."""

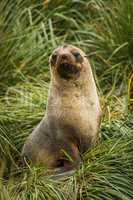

left=60, top=53, right=71, bottom=63
left=61, top=54, right=68, bottom=60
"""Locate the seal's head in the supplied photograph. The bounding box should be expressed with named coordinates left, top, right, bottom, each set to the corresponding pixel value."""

left=49, top=45, right=88, bottom=80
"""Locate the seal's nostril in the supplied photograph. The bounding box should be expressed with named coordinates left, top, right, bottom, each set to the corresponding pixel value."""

left=61, top=54, right=68, bottom=60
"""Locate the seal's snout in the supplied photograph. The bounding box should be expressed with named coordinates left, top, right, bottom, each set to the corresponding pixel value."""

left=57, top=62, right=80, bottom=79
left=57, top=52, right=74, bottom=67
left=57, top=52, right=82, bottom=79
left=60, top=53, right=70, bottom=62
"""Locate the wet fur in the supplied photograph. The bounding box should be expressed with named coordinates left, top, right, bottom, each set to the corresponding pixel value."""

left=22, top=45, right=101, bottom=171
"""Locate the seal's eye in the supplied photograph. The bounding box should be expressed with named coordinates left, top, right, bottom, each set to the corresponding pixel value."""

left=73, top=52, right=83, bottom=62
left=50, top=54, right=57, bottom=65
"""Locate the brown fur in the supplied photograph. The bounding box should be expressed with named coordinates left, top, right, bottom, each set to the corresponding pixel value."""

left=22, top=45, right=101, bottom=171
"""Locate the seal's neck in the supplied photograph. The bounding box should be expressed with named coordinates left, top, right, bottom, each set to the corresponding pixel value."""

left=48, top=66, right=99, bottom=103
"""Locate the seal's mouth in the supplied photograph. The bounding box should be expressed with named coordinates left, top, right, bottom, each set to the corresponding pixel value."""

left=57, top=62, right=80, bottom=79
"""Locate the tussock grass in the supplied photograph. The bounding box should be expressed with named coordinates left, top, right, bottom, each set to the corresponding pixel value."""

left=0, top=126, right=133, bottom=199
left=0, top=0, right=133, bottom=199
left=0, top=80, right=132, bottom=199
left=0, top=0, right=132, bottom=92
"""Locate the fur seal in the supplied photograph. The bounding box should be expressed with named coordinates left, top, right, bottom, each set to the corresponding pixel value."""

left=22, top=44, right=101, bottom=171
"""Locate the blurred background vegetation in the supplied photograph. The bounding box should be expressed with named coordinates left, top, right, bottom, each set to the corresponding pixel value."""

left=0, top=0, right=133, bottom=199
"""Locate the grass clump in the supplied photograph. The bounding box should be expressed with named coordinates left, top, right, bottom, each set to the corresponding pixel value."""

left=0, top=122, right=133, bottom=199
left=0, top=0, right=133, bottom=199
left=0, top=81, right=132, bottom=199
